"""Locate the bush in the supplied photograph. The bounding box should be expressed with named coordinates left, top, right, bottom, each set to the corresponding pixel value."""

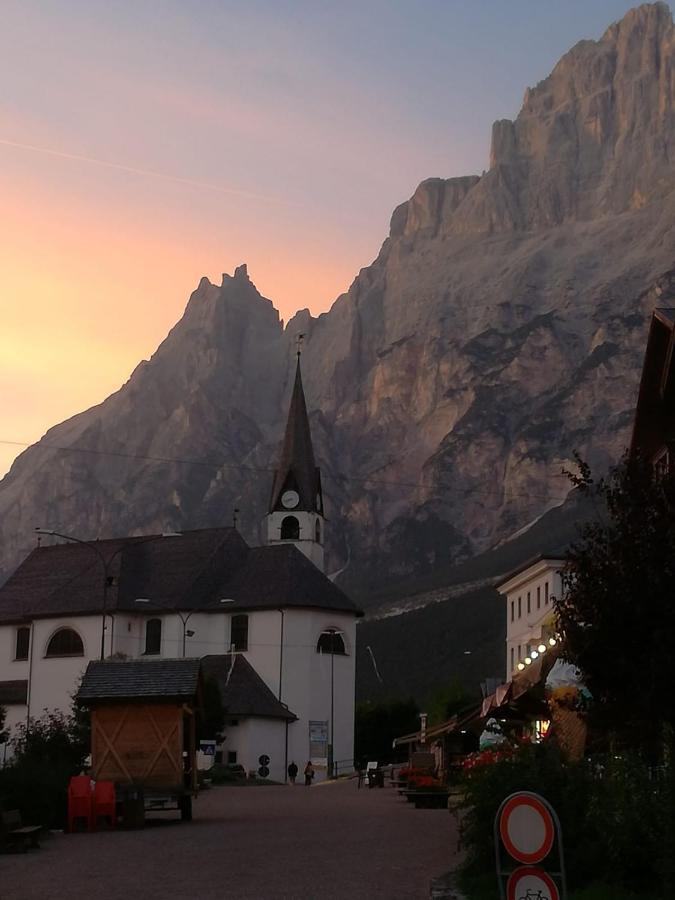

left=0, top=711, right=89, bottom=828
left=457, top=742, right=672, bottom=897
left=209, top=764, right=247, bottom=784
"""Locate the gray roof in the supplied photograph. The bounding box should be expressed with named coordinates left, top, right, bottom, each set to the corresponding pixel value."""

left=77, top=658, right=201, bottom=702
left=223, top=544, right=362, bottom=615
left=0, top=527, right=361, bottom=623
left=495, top=550, right=567, bottom=589
left=0, top=679, right=28, bottom=706
left=269, top=359, right=322, bottom=513
left=202, top=654, right=296, bottom=721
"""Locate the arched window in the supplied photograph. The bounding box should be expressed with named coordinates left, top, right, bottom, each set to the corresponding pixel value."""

left=231, top=615, right=249, bottom=652
left=316, top=630, right=346, bottom=655
left=144, top=618, right=162, bottom=655
left=15, top=626, right=30, bottom=661
left=315, top=519, right=322, bottom=544
left=280, top=516, right=299, bottom=540
left=45, top=628, right=84, bottom=658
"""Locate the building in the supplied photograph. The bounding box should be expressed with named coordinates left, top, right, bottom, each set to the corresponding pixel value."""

left=496, top=554, right=564, bottom=681
left=631, top=307, right=675, bottom=470
left=0, top=357, right=361, bottom=782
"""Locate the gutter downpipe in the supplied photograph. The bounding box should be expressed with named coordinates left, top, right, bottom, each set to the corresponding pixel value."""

left=26, top=621, right=35, bottom=725
left=278, top=608, right=287, bottom=782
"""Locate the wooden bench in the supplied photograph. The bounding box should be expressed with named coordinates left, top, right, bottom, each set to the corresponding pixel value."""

left=0, top=810, right=42, bottom=852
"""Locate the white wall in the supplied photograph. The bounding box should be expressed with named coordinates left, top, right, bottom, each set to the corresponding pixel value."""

left=222, top=717, right=288, bottom=783
left=0, top=604, right=358, bottom=776
left=500, top=562, right=564, bottom=680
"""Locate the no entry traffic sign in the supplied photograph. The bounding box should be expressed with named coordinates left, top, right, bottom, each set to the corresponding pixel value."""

left=494, top=792, right=567, bottom=900
left=499, top=792, right=555, bottom=864
left=506, top=865, right=560, bottom=900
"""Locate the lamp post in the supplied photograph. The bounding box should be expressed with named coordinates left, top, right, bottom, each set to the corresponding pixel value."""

left=320, top=628, right=344, bottom=779
left=35, top=528, right=180, bottom=660
left=135, top=597, right=235, bottom=656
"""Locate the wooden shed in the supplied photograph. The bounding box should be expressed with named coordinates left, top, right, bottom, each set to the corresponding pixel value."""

left=77, top=658, right=202, bottom=820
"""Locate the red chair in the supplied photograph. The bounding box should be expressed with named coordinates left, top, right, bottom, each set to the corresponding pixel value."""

left=93, top=780, right=116, bottom=829
left=67, top=775, right=94, bottom=833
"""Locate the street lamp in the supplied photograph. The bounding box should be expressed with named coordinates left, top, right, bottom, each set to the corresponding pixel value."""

left=319, top=628, right=344, bottom=779
left=135, top=597, right=234, bottom=657
left=35, top=528, right=181, bottom=660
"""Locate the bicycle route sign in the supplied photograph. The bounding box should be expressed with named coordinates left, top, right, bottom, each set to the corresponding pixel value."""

left=506, top=865, right=560, bottom=900
left=494, top=792, right=567, bottom=900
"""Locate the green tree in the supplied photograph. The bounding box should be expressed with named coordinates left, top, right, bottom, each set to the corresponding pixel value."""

left=556, top=452, right=675, bottom=757
left=0, top=709, right=89, bottom=826
left=426, top=677, right=471, bottom=725
left=196, top=676, right=226, bottom=742
left=354, top=697, right=420, bottom=764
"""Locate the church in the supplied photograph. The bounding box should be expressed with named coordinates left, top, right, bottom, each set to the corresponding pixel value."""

left=0, top=358, right=362, bottom=782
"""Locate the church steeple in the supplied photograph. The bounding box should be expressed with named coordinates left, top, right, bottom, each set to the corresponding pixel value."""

left=266, top=349, right=325, bottom=570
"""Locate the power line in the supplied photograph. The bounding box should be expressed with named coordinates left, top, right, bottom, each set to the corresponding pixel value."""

left=0, top=437, right=571, bottom=504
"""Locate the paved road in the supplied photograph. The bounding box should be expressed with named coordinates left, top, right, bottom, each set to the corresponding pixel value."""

left=1, top=779, right=458, bottom=900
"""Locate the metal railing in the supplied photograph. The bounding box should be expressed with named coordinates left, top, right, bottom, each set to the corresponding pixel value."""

left=331, top=758, right=354, bottom=778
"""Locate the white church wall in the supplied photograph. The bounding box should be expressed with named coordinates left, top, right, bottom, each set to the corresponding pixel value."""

left=0, top=624, right=29, bottom=690
left=0, top=603, right=357, bottom=773
left=308, top=610, right=356, bottom=774
left=27, top=616, right=99, bottom=718
left=223, top=717, right=288, bottom=783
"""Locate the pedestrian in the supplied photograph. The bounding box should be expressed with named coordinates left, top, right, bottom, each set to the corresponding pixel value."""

left=288, top=761, right=298, bottom=784
left=304, top=760, right=314, bottom=786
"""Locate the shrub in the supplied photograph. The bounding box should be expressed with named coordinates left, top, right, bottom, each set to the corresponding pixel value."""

left=457, top=742, right=671, bottom=897
left=0, top=711, right=89, bottom=828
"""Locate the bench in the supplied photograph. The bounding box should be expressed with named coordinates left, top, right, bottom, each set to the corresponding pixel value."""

left=1, top=810, right=42, bottom=852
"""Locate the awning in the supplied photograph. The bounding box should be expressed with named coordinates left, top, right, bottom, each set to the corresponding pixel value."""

left=480, top=681, right=512, bottom=716
left=392, top=704, right=482, bottom=748
left=511, top=646, right=559, bottom=699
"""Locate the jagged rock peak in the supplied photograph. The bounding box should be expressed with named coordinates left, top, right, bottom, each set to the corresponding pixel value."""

left=220, top=263, right=250, bottom=287
left=391, top=3, right=675, bottom=240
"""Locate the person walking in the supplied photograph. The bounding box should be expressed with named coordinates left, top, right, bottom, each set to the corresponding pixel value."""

left=304, top=761, right=314, bottom=786
left=287, top=761, right=298, bottom=784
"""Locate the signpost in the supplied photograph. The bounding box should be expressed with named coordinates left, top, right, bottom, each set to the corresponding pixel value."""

left=494, top=792, right=567, bottom=900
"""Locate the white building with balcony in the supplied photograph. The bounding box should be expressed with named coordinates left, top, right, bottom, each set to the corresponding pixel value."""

left=496, top=555, right=564, bottom=682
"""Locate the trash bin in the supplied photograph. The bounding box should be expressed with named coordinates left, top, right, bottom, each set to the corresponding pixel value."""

left=120, top=785, right=145, bottom=828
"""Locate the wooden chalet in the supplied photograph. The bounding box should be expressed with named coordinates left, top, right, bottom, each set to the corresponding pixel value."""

left=77, top=658, right=202, bottom=819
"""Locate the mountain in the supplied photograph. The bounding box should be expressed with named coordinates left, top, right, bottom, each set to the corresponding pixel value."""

left=3, top=4, right=675, bottom=605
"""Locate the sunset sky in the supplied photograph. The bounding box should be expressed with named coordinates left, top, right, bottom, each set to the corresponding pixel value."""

left=1, top=0, right=643, bottom=477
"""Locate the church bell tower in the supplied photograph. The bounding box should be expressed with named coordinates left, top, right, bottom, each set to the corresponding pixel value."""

left=267, top=347, right=325, bottom=571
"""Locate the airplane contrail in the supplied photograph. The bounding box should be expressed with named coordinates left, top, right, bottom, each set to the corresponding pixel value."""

left=0, top=137, right=285, bottom=204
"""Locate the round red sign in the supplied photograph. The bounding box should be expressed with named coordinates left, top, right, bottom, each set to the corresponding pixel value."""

left=499, top=792, right=555, bottom=864
left=506, top=865, right=560, bottom=900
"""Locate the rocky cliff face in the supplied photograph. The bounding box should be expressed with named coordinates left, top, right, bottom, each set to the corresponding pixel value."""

left=3, top=4, right=675, bottom=600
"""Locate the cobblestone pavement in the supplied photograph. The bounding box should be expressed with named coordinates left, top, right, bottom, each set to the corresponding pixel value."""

left=1, top=779, right=458, bottom=900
